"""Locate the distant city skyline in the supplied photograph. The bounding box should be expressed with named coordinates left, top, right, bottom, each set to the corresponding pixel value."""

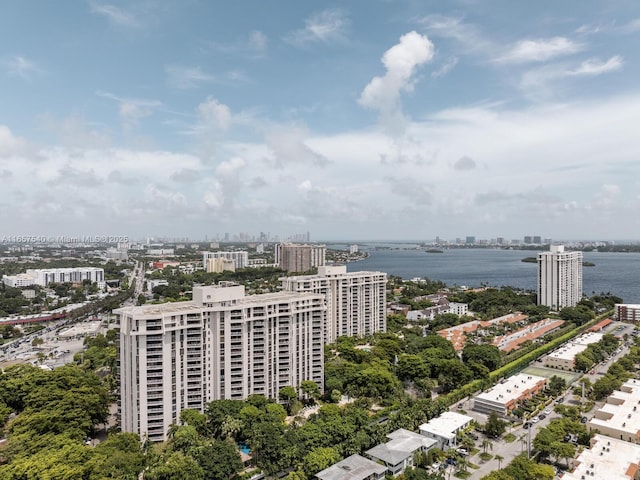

left=1, top=2, right=640, bottom=239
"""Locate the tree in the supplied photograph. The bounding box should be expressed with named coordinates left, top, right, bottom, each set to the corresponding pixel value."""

left=494, top=454, right=504, bottom=469
left=481, top=438, right=493, bottom=454
left=300, top=380, right=321, bottom=403
left=145, top=452, right=205, bottom=480
left=435, top=360, right=474, bottom=393
left=195, top=440, right=243, bottom=480
left=302, top=447, right=341, bottom=476
left=484, top=412, right=507, bottom=438
left=279, top=386, right=298, bottom=413
left=462, top=344, right=502, bottom=372
left=547, top=375, right=566, bottom=397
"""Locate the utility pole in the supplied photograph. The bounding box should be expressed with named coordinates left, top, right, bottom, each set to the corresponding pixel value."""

left=527, top=422, right=532, bottom=458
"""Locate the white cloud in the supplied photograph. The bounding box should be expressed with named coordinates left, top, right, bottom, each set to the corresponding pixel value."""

left=432, top=57, right=458, bottom=78
left=5, top=55, right=41, bottom=79
left=569, top=56, right=623, bottom=76
left=248, top=30, right=268, bottom=52
left=165, top=65, right=215, bottom=89
left=285, top=9, right=349, bottom=46
left=496, top=37, right=584, bottom=63
left=89, top=2, right=140, bottom=27
left=263, top=125, right=328, bottom=168
left=197, top=97, right=232, bottom=133
left=37, top=114, right=111, bottom=148
left=0, top=125, right=30, bottom=157
left=359, top=31, right=434, bottom=136
left=96, top=91, right=162, bottom=130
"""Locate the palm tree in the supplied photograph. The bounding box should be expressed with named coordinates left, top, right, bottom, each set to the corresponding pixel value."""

left=481, top=438, right=493, bottom=454
left=495, top=454, right=504, bottom=469
left=519, top=434, right=527, bottom=453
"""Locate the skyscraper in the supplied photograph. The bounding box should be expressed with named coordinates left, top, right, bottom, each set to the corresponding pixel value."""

left=537, top=245, right=583, bottom=310
left=117, top=283, right=325, bottom=442
left=280, top=265, right=387, bottom=344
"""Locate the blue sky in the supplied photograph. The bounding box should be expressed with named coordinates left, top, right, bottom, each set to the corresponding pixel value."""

left=1, top=1, right=640, bottom=241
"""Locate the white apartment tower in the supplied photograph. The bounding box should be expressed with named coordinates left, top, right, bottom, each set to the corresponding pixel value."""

left=537, top=245, right=583, bottom=310
left=280, top=265, right=387, bottom=344
left=117, top=283, right=325, bottom=442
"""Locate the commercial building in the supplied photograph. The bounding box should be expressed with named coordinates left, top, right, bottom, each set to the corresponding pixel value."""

left=418, top=411, right=473, bottom=450
left=365, top=429, right=437, bottom=476
left=280, top=265, right=387, bottom=344
left=202, top=251, right=249, bottom=270
left=473, top=373, right=547, bottom=416
left=117, top=283, right=325, bottom=442
left=562, top=434, right=640, bottom=480
left=275, top=243, right=326, bottom=273
left=544, top=332, right=603, bottom=370
left=2, top=267, right=105, bottom=287
left=537, top=245, right=583, bottom=310
left=615, top=304, right=640, bottom=323
left=315, top=454, right=386, bottom=480
left=587, top=379, right=640, bottom=443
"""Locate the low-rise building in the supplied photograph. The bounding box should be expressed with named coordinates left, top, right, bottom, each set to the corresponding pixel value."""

left=492, top=318, right=564, bottom=352
left=365, top=429, right=437, bottom=476
left=437, top=312, right=528, bottom=351
left=616, top=304, right=640, bottom=323
left=473, top=373, right=547, bottom=416
left=315, top=454, right=386, bottom=480
left=588, top=379, right=640, bottom=443
left=544, top=332, right=604, bottom=370
left=418, top=411, right=473, bottom=450
left=562, top=434, right=640, bottom=480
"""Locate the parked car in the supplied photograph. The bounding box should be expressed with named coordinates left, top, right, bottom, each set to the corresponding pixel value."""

left=544, top=408, right=552, bottom=415
left=581, top=416, right=588, bottom=423
left=531, top=416, right=540, bottom=423
left=456, top=448, right=469, bottom=456
left=523, top=422, right=531, bottom=429
left=539, top=414, right=547, bottom=420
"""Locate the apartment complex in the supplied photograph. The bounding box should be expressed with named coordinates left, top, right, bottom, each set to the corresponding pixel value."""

left=280, top=265, right=387, bottom=344
left=588, top=379, right=640, bottom=443
left=537, top=245, right=583, bottom=310
left=117, top=283, right=325, bottom=442
left=473, top=373, right=547, bottom=416
left=615, top=304, right=640, bottom=323
left=275, top=243, right=326, bottom=273
left=562, top=435, right=640, bottom=480
left=2, top=267, right=104, bottom=287
left=436, top=312, right=528, bottom=352
left=544, top=332, right=603, bottom=370
left=365, top=429, right=437, bottom=477
left=205, top=257, right=235, bottom=273
left=202, top=251, right=249, bottom=270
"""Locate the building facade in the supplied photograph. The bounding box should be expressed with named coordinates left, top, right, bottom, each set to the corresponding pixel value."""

left=2, top=267, right=104, bottom=287
left=280, top=265, right=387, bottom=344
left=562, top=434, right=640, bottom=480
left=202, top=251, right=249, bottom=270
left=537, top=245, right=583, bottom=310
left=473, top=373, right=547, bottom=416
left=117, top=284, right=325, bottom=442
left=615, top=304, right=640, bottom=323
left=418, top=412, right=473, bottom=450
left=275, top=243, right=326, bottom=273
left=587, top=379, right=640, bottom=443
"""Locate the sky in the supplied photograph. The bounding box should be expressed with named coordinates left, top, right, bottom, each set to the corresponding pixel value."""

left=1, top=1, right=640, bottom=242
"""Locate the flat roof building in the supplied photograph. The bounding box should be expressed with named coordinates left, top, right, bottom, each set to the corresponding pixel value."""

left=616, top=304, right=640, bottom=323
left=544, top=332, right=603, bottom=371
left=588, top=379, right=640, bottom=443
left=473, top=373, right=547, bottom=416
left=365, top=429, right=437, bottom=477
left=418, top=411, right=473, bottom=450
left=538, top=245, right=583, bottom=310
left=202, top=251, right=248, bottom=270
left=562, top=434, right=640, bottom=480
left=276, top=243, right=326, bottom=273
left=281, top=266, right=387, bottom=344
left=117, top=284, right=325, bottom=442
left=315, top=454, right=386, bottom=480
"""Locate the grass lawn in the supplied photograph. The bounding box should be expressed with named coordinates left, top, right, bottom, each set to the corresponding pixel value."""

left=454, top=472, right=471, bottom=479
left=479, top=452, right=493, bottom=461
left=503, top=433, right=516, bottom=443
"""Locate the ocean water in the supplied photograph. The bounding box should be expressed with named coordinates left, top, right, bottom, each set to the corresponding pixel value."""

left=345, top=247, right=640, bottom=304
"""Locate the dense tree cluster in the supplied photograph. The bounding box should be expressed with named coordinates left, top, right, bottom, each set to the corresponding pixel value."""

left=448, top=288, right=540, bottom=320
left=481, top=454, right=554, bottom=480
left=573, top=333, right=619, bottom=372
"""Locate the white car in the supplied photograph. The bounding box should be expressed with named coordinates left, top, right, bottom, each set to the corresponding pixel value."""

left=544, top=408, right=552, bottom=415
left=531, top=416, right=540, bottom=423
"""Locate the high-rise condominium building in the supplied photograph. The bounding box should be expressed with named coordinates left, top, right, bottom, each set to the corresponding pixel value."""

left=537, top=245, right=582, bottom=310
left=280, top=265, right=387, bottom=344
left=202, top=251, right=248, bottom=270
left=116, top=283, right=325, bottom=442
left=275, top=243, right=326, bottom=273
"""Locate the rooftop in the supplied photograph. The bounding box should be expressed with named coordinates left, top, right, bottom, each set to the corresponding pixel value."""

left=315, top=454, right=386, bottom=480
left=562, top=434, right=640, bottom=480
left=588, top=379, right=640, bottom=439
left=475, top=373, right=547, bottom=406
left=419, top=411, right=473, bottom=439
left=365, top=429, right=437, bottom=465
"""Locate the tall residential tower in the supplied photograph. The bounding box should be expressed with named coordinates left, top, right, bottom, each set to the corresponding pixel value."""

left=537, top=245, right=582, bottom=310
left=117, top=283, right=325, bottom=442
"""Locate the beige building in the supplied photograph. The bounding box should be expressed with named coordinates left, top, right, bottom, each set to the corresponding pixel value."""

left=615, top=304, right=640, bottom=323
left=206, top=257, right=235, bottom=273
left=280, top=265, right=387, bottom=344
left=473, top=373, right=547, bottom=416
left=275, top=243, right=326, bottom=273
left=588, top=379, right=640, bottom=443
left=117, top=284, right=325, bottom=442
left=202, top=251, right=248, bottom=269
left=562, top=434, right=640, bottom=480
left=544, top=332, right=603, bottom=370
